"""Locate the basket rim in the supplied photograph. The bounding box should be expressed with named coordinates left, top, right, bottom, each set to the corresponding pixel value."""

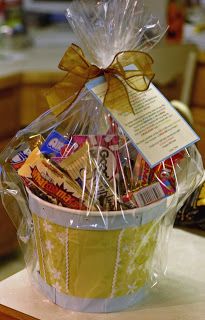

left=27, top=187, right=174, bottom=218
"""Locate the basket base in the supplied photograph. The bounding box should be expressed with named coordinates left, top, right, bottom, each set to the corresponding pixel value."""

left=36, top=272, right=147, bottom=313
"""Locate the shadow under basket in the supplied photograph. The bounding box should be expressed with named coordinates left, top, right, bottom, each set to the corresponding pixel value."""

left=27, top=189, right=173, bottom=313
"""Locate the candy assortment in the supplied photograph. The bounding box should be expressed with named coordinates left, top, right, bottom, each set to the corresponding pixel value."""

left=11, top=127, right=183, bottom=213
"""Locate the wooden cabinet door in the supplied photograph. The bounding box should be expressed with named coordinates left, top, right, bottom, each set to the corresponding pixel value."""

left=0, top=139, right=18, bottom=257
left=0, top=87, right=20, bottom=138
left=20, top=72, right=63, bottom=127
left=20, top=84, right=50, bottom=127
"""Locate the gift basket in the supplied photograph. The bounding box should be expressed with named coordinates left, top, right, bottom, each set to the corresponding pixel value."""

left=0, top=0, right=204, bottom=314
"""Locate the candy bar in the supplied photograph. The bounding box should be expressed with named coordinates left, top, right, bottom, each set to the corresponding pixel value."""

left=18, top=147, right=92, bottom=210
left=40, top=130, right=78, bottom=158
left=11, top=148, right=31, bottom=171
left=41, top=131, right=119, bottom=176
left=133, top=153, right=151, bottom=189
left=11, top=134, right=44, bottom=170
left=59, top=141, right=119, bottom=211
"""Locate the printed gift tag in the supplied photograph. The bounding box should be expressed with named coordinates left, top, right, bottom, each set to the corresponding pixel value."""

left=86, top=73, right=199, bottom=168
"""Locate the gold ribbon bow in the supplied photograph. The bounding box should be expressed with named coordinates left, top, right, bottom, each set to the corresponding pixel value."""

left=46, top=44, right=155, bottom=115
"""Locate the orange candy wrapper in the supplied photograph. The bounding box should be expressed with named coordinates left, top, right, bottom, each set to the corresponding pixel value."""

left=18, top=147, right=95, bottom=210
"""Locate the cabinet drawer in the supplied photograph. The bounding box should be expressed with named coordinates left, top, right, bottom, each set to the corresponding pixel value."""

left=0, top=138, right=18, bottom=257
left=20, top=84, right=51, bottom=127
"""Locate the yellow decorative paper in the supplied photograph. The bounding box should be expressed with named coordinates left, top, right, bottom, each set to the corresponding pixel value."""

left=33, top=214, right=159, bottom=299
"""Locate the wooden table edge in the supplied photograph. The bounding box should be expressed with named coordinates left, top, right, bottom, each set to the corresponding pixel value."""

left=0, top=304, right=39, bottom=320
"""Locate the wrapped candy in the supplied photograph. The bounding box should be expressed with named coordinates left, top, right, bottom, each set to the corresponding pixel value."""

left=0, top=0, right=204, bottom=314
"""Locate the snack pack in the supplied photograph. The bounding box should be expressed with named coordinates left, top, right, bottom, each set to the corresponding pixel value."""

left=0, top=0, right=204, bottom=314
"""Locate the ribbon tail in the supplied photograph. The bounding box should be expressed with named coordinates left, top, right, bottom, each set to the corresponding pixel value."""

left=125, top=72, right=155, bottom=92
left=111, top=50, right=154, bottom=92
left=46, top=73, right=86, bottom=115
left=104, top=74, right=135, bottom=114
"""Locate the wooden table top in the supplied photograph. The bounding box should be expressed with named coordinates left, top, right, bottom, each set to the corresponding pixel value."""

left=0, top=304, right=38, bottom=320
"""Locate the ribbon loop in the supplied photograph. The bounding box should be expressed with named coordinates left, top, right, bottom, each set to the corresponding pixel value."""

left=46, top=44, right=154, bottom=115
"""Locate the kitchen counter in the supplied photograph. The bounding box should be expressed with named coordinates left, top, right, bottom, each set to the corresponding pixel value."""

left=0, top=24, right=77, bottom=88
left=1, top=228, right=205, bottom=320
left=0, top=46, right=70, bottom=133
left=0, top=47, right=66, bottom=88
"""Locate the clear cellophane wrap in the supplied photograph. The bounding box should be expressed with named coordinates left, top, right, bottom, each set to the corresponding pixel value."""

left=0, top=0, right=204, bottom=313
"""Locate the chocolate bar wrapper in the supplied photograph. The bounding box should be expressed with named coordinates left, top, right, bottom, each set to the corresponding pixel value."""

left=11, top=148, right=31, bottom=171
left=133, top=153, right=151, bottom=189
left=18, top=147, right=93, bottom=210
left=10, top=134, right=44, bottom=171
left=41, top=130, right=120, bottom=210
left=42, top=131, right=120, bottom=180
left=151, top=151, right=185, bottom=186
left=133, top=154, right=178, bottom=198
left=40, top=130, right=77, bottom=158
left=74, top=136, right=123, bottom=209
left=59, top=141, right=119, bottom=211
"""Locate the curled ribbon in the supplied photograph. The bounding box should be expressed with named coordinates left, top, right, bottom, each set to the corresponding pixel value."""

left=46, top=44, right=155, bottom=115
